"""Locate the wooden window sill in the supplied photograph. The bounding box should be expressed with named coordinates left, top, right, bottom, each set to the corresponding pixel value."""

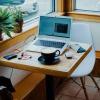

left=66, top=11, right=100, bottom=22
left=69, top=10, right=100, bottom=16
left=0, top=21, right=38, bottom=44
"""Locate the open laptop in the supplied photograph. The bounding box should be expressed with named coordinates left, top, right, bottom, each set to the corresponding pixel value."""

left=26, top=15, right=72, bottom=54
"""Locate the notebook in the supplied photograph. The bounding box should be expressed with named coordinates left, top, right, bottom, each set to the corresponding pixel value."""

left=26, top=15, right=72, bottom=54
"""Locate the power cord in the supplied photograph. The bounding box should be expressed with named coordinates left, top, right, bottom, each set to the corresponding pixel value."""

left=23, top=35, right=36, bottom=45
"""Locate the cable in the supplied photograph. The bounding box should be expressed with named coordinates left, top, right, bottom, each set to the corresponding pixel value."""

left=23, top=35, right=36, bottom=45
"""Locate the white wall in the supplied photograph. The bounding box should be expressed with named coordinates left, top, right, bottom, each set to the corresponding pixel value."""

left=76, top=0, right=100, bottom=11
left=74, top=20, right=100, bottom=51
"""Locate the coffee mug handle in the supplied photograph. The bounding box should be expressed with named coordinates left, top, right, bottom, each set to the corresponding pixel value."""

left=55, top=50, right=60, bottom=57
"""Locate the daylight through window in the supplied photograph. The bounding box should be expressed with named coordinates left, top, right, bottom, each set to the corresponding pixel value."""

left=0, top=0, right=54, bottom=22
left=75, top=0, right=100, bottom=12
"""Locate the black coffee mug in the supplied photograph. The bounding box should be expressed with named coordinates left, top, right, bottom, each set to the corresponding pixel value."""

left=41, top=49, right=60, bottom=63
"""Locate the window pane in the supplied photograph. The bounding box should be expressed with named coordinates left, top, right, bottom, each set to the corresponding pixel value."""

left=76, top=0, right=100, bottom=12
left=0, top=0, right=54, bottom=22
left=0, top=0, right=24, bottom=5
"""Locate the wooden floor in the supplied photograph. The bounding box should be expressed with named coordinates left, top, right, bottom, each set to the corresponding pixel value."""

left=55, top=76, right=100, bottom=100
left=55, top=58, right=100, bottom=100
left=92, top=58, right=100, bottom=77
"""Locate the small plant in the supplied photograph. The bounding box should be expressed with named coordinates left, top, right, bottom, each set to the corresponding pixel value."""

left=12, top=7, right=23, bottom=21
left=0, top=8, right=14, bottom=40
left=12, top=7, right=23, bottom=33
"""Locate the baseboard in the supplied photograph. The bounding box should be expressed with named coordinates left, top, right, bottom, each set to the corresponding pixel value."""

left=92, top=58, right=100, bottom=77
left=96, top=51, right=100, bottom=59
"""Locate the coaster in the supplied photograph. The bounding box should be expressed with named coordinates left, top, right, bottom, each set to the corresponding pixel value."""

left=38, top=56, right=60, bottom=65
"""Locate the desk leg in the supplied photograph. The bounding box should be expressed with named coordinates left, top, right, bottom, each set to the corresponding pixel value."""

left=46, top=75, right=55, bottom=100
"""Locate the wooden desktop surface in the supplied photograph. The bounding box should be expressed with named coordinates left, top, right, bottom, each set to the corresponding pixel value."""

left=0, top=41, right=92, bottom=78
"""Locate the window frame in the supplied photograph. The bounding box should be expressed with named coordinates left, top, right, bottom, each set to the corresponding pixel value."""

left=64, top=0, right=100, bottom=22
left=23, top=0, right=64, bottom=31
left=24, top=0, right=55, bottom=23
left=0, top=0, right=55, bottom=23
left=22, top=0, right=65, bottom=26
left=63, top=0, right=100, bottom=57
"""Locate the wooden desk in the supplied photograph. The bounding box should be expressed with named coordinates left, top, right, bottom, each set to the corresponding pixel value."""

left=0, top=42, right=92, bottom=100
left=0, top=42, right=92, bottom=77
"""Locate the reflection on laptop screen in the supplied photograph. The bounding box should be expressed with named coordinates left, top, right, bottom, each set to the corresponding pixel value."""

left=39, top=16, right=72, bottom=38
left=55, top=23, right=68, bottom=33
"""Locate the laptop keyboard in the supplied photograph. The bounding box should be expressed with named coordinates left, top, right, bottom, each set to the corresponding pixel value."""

left=34, top=40, right=66, bottom=48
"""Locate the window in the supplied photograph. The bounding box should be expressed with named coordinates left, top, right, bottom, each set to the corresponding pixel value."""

left=64, top=0, right=100, bottom=22
left=75, top=0, right=100, bottom=12
left=0, top=0, right=54, bottom=22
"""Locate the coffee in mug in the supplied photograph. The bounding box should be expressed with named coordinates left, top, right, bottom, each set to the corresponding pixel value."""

left=41, top=48, right=60, bottom=64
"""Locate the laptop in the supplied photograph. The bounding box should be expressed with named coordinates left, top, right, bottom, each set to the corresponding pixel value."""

left=26, top=15, right=72, bottom=54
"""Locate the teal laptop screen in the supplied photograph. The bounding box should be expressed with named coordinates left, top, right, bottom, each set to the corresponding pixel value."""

left=39, top=16, right=72, bottom=38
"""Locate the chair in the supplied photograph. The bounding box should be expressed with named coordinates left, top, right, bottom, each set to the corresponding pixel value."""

left=70, top=22, right=100, bottom=100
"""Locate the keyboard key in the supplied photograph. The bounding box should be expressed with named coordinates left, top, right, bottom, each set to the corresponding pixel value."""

left=34, top=40, right=65, bottom=48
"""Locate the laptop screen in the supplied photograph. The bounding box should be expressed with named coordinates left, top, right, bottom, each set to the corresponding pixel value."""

left=39, top=16, right=72, bottom=38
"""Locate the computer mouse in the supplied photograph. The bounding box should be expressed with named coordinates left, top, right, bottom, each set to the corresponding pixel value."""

left=71, top=44, right=86, bottom=53
left=65, top=51, right=73, bottom=59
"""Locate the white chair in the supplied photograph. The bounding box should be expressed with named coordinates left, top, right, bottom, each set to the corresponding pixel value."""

left=70, top=23, right=100, bottom=100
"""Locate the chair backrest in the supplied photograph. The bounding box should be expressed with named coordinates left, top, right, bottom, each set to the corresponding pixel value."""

left=70, top=22, right=93, bottom=44
left=70, top=22, right=96, bottom=77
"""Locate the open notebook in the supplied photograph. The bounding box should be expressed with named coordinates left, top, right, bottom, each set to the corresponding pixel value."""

left=26, top=15, right=72, bottom=54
